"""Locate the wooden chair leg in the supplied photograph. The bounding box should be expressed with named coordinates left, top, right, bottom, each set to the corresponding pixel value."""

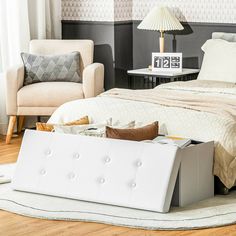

left=6, top=116, right=17, bottom=144
left=17, top=116, right=25, bottom=134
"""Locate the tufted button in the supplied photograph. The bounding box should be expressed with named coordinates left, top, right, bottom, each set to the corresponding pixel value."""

left=39, top=168, right=46, bottom=176
left=45, top=149, right=52, bottom=157
left=104, top=156, right=111, bottom=163
left=99, top=177, right=105, bottom=184
left=136, top=161, right=142, bottom=167
left=68, top=172, right=76, bottom=180
left=130, top=182, right=136, bottom=188
left=73, top=153, right=80, bottom=159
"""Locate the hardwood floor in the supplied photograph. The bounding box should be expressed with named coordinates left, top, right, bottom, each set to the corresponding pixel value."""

left=0, top=134, right=236, bottom=236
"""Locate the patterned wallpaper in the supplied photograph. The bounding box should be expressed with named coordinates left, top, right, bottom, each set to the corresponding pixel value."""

left=62, top=0, right=114, bottom=21
left=132, top=0, right=236, bottom=23
left=114, top=0, right=132, bottom=22
left=62, top=0, right=236, bottom=24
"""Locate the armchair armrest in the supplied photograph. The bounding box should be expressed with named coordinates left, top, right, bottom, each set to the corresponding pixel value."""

left=5, top=65, right=24, bottom=115
left=82, top=63, right=104, bottom=98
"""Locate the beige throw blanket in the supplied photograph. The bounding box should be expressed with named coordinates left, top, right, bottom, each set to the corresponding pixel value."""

left=101, top=80, right=236, bottom=188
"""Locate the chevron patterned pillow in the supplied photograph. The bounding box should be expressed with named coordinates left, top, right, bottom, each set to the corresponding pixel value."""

left=21, top=51, right=81, bottom=85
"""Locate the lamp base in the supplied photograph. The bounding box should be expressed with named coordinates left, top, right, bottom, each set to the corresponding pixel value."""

left=159, top=36, right=164, bottom=53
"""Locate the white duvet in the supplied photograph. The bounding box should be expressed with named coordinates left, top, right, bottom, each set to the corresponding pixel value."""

left=49, top=80, right=236, bottom=188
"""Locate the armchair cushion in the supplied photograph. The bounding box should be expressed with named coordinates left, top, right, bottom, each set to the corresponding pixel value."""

left=17, top=82, right=84, bottom=107
left=21, top=52, right=82, bottom=85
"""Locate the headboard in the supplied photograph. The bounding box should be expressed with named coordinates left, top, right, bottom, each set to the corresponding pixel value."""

left=212, top=32, right=236, bottom=42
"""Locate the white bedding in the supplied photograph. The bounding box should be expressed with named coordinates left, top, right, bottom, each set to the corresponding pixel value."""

left=49, top=96, right=227, bottom=142
left=48, top=80, right=236, bottom=188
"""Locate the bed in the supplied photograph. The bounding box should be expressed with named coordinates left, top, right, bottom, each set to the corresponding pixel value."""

left=48, top=32, right=236, bottom=190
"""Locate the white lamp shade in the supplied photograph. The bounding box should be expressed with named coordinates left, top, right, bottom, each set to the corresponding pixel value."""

left=138, top=6, right=184, bottom=31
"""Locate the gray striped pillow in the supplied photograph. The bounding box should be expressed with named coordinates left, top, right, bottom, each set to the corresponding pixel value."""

left=21, top=51, right=81, bottom=86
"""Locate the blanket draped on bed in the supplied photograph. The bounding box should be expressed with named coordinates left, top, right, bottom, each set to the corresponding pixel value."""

left=101, top=80, right=236, bottom=189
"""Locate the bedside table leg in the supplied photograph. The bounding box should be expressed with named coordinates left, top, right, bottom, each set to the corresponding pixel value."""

left=144, top=76, right=148, bottom=89
left=152, top=77, right=155, bottom=88
left=128, top=76, right=132, bottom=89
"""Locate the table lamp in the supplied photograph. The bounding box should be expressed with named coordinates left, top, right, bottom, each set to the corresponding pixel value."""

left=138, top=6, right=184, bottom=53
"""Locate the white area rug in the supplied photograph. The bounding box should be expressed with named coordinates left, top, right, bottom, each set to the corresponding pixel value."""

left=1, top=164, right=236, bottom=230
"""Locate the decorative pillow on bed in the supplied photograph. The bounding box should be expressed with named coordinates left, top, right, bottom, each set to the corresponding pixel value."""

left=197, top=39, right=236, bottom=83
left=36, top=116, right=89, bottom=132
left=106, top=122, right=159, bottom=141
left=21, top=51, right=81, bottom=86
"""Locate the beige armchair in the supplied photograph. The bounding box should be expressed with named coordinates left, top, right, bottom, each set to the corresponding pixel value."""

left=5, top=40, right=104, bottom=144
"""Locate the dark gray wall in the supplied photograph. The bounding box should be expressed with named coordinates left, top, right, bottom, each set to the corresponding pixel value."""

left=114, top=22, right=133, bottom=88
left=62, top=20, right=133, bottom=89
left=62, top=20, right=236, bottom=89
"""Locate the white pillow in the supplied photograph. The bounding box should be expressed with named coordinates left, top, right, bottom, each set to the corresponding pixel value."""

left=54, top=121, right=136, bottom=137
left=197, top=39, right=236, bottom=83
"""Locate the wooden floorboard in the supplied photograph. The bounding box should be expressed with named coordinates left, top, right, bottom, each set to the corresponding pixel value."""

left=0, top=134, right=236, bottom=236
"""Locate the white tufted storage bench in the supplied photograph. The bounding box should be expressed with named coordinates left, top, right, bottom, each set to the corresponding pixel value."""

left=12, top=130, right=214, bottom=213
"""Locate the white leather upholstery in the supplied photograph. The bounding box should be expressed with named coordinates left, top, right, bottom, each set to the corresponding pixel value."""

left=12, top=130, right=181, bottom=213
